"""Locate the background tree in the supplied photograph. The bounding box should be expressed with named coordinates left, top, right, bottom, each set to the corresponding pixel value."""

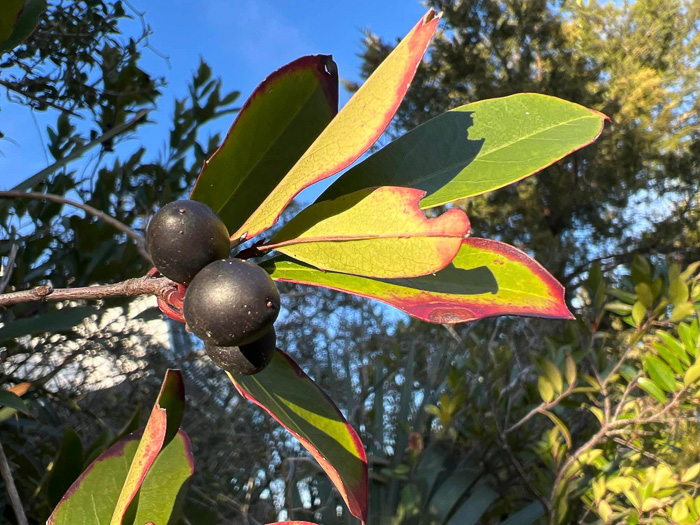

left=353, top=0, right=700, bottom=284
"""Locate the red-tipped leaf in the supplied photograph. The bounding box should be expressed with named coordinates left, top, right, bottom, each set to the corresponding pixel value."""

left=190, top=55, right=338, bottom=235
left=233, top=9, right=440, bottom=242
left=266, top=187, right=469, bottom=278
left=231, top=350, right=368, bottom=523
left=263, top=238, right=573, bottom=324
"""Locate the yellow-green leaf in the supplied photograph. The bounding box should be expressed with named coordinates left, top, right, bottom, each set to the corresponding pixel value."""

left=670, top=302, right=695, bottom=323
left=543, top=410, right=572, bottom=449
left=266, top=187, right=469, bottom=278
left=684, top=363, right=700, bottom=387
left=681, top=462, right=700, bottom=483
left=671, top=500, right=689, bottom=523
left=538, top=376, right=555, bottom=403
left=565, top=354, right=577, bottom=386
left=597, top=500, right=613, bottom=523
left=233, top=10, right=440, bottom=241
left=541, top=359, right=564, bottom=394
left=644, top=356, right=677, bottom=393
left=635, top=283, right=653, bottom=308
left=637, top=377, right=667, bottom=403
left=632, top=301, right=646, bottom=327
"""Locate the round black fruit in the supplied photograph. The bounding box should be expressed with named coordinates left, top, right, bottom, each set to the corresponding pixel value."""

left=206, top=328, right=276, bottom=376
left=183, top=258, right=280, bottom=347
left=146, top=200, right=230, bottom=284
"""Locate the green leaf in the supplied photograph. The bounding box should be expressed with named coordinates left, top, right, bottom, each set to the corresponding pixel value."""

left=0, top=389, right=29, bottom=414
left=540, top=358, right=564, bottom=394
left=538, top=376, right=555, bottom=403
left=671, top=500, right=689, bottom=523
left=46, top=428, right=84, bottom=508
left=445, top=482, right=498, bottom=525
left=632, top=301, right=646, bottom=327
left=0, top=0, right=24, bottom=42
left=500, top=502, right=545, bottom=525
left=267, top=187, right=469, bottom=278
left=48, top=430, right=193, bottom=525
left=653, top=343, right=684, bottom=374
left=631, top=255, right=652, bottom=284
left=604, top=301, right=633, bottom=315
left=320, top=93, right=607, bottom=209
left=635, top=283, right=653, bottom=308
left=683, top=363, right=700, bottom=387
left=231, top=350, right=368, bottom=522
left=190, top=55, right=338, bottom=234
left=543, top=410, right=572, bottom=449
left=0, top=306, right=94, bottom=342
left=644, top=356, right=677, bottom=393
left=565, top=354, right=577, bottom=386
left=678, top=322, right=696, bottom=355
left=657, top=331, right=690, bottom=363
left=427, top=468, right=482, bottom=522
left=681, top=462, right=700, bottom=483
left=232, top=10, right=440, bottom=241
left=670, top=302, right=695, bottom=323
left=0, top=0, right=44, bottom=52
left=109, top=369, right=185, bottom=523
left=264, top=237, right=572, bottom=324
left=637, top=377, right=667, bottom=403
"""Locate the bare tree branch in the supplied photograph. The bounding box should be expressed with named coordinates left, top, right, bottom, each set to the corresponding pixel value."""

left=0, top=190, right=151, bottom=263
left=0, top=276, right=174, bottom=308
left=0, top=440, right=29, bottom=525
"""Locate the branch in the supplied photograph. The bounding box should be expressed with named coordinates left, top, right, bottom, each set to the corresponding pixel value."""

left=0, top=276, right=174, bottom=308
left=0, top=440, right=29, bottom=525
left=0, top=190, right=151, bottom=263
left=9, top=108, right=148, bottom=192
left=0, top=79, right=82, bottom=117
left=505, top=381, right=576, bottom=434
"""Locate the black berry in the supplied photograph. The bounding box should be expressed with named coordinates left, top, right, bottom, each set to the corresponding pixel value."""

left=146, top=200, right=230, bottom=284
left=183, top=258, right=280, bottom=347
left=206, top=328, right=276, bottom=376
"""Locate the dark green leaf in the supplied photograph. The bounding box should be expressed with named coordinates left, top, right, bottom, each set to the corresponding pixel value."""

left=0, top=306, right=94, bottom=342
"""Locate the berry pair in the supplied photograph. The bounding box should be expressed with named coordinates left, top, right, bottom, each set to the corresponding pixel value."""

left=146, top=201, right=280, bottom=375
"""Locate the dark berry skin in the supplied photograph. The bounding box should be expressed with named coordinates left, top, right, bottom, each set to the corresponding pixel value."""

left=146, top=200, right=230, bottom=284
left=184, top=258, right=280, bottom=347
left=206, top=328, right=276, bottom=376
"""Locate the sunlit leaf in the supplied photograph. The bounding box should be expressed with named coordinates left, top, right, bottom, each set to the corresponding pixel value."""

left=637, top=377, right=666, bottom=403
left=538, top=377, right=555, bottom=403
left=109, top=369, right=185, bottom=524
left=264, top=238, right=572, bottom=324
left=643, top=356, right=677, bottom=393
left=190, top=55, right=338, bottom=234
left=267, top=187, right=469, bottom=278
left=47, top=430, right=193, bottom=525
left=231, top=350, right=368, bottom=523
left=543, top=411, right=572, bottom=449
left=0, top=306, right=94, bottom=342
left=321, top=93, right=607, bottom=208
left=233, top=10, right=440, bottom=242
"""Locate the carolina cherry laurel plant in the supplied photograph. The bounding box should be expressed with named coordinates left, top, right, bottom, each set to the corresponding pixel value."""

left=0, top=9, right=609, bottom=525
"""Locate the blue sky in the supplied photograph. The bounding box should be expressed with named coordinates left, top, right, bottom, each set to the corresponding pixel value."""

left=1, top=0, right=428, bottom=190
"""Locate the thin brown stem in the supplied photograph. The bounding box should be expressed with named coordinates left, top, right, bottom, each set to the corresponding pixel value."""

left=0, top=276, right=174, bottom=308
left=0, top=440, right=29, bottom=525
left=0, top=190, right=151, bottom=263
left=506, top=381, right=576, bottom=434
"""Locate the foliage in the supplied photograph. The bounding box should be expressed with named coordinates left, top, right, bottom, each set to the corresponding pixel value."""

left=1, top=2, right=696, bottom=525
left=354, top=0, right=700, bottom=281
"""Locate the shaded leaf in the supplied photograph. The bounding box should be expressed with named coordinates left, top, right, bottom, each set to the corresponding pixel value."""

left=231, top=350, right=368, bottom=523
left=541, top=358, right=564, bottom=393
left=501, top=502, right=545, bottom=525
left=321, top=93, right=607, bottom=208
left=46, top=428, right=84, bottom=508
left=427, top=468, right=481, bottom=522
left=233, top=10, right=440, bottom=241
left=0, top=0, right=24, bottom=43
left=264, top=238, right=572, bottom=324
left=0, top=306, right=94, bottom=342
left=191, top=55, right=338, bottom=234
left=0, top=0, right=44, bottom=52
left=0, top=389, right=29, bottom=414
left=445, top=482, right=498, bottom=525
left=267, top=187, right=469, bottom=278
left=565, top=354, right=577, bottom=386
